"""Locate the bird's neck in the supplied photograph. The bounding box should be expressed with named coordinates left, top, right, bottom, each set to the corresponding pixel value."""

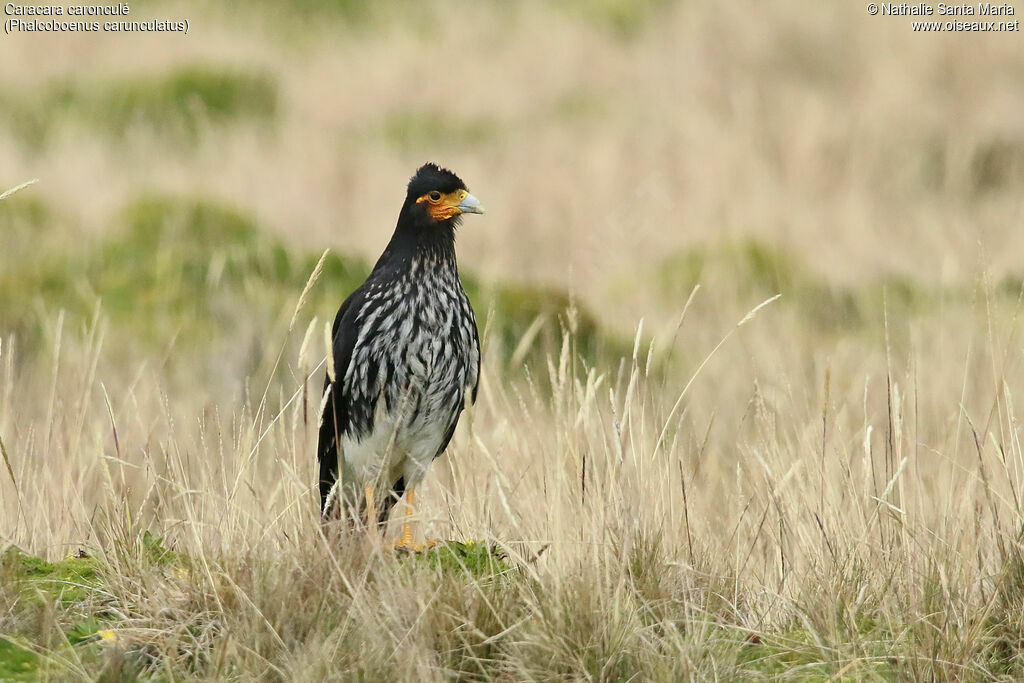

left=372, top=207, right=458, bottom=276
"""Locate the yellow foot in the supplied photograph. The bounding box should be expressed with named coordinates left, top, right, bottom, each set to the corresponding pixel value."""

left=392, top=537, right=438, bottom=554
left=388, top=487, right=437, bottom=553
left=363, top=484, right=377, bottom=534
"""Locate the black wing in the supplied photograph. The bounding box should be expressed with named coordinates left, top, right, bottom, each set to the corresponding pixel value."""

left=470, top=311, right=481, bottom=404
left=433, top=310, right=481, bottom=461
left=316, top=290, right=361, bottom=515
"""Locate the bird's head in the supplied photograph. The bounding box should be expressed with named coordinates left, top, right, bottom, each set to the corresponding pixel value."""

left=404, top=162, right=485, bottom=226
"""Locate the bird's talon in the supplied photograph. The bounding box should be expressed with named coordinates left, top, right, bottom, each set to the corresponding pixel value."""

left=391, top=536, right=441, bottom=554
left=392, top=539, right=426, bottom=553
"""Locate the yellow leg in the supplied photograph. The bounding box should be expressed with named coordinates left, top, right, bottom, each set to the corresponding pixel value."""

left=401, top=488, right=416, bottom=547
left=363, top=484, right=376, bottom=532
left=392, top=488, right=437, bottom=552
left=393, top=488, right=418, bottom=551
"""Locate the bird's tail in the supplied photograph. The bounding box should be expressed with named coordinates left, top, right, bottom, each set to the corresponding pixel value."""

left=317, top=381, right=405, bottom=532
left=317, top=380, right=346, bottom=526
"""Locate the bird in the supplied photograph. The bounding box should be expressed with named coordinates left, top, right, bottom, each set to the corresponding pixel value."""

left=317, top=162, right=484, bottom=550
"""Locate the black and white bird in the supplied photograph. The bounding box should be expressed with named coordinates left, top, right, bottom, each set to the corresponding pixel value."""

left=317, top=163, right=483, bottom=550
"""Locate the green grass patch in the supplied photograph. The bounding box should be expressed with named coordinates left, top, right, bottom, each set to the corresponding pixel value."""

left=466, top=278, right=624, bottom=371
left=419, top=540, right=514, bottom=578
left=549, top=87, right=610, bottom=123
left=0, top=546, right=108, bottom=680
left=734, top=627, right=898, bottom=678
left=0, top=194, right=368, bottom=355
left=1, top=65, right=277, bottom=148
left=1, top=546, right=101, bottom=606
left=0, top=638, right=40, bottom=681
left=89, top=194, right=316, bottom=339
left=0, top=193, right=623, bottom=373
left=560, top=0, right=677, bottom=40
left=371, top=107, right=499, bottom=151
left=658, top=238, right=935, bottom=333
left=0, top=543, right=159, bottom=680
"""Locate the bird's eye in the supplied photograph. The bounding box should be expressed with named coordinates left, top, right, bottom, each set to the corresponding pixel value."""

left=428, top=191, right=442, bottom=202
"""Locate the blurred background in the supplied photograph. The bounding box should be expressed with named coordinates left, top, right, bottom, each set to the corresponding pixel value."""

left=3, top=0, right=1024, bottom=552
left=4, top=1, right=1023, bottom=329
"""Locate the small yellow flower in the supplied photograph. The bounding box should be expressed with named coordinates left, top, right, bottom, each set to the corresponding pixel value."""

left=174, top=567, right=188, bottom=580
left=97, top=629, right=119, bottom=644
left=465, top=539, right=474, bottom=547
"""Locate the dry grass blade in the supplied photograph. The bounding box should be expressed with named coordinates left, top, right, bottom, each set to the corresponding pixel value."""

left=251, top=249, right=331, bottom=434
left=509, top=314, right=546, bottom=368
left=653, top=293, right=782, bottom=457
left=324, top=319, right=336, bottom=382
left=738, top=293, right=782, bottom=327
left=0, top=179, right=39, bottom=201
left=0, top=433, right=16, bottom=491
left=290, top=249, right=330, bottom=331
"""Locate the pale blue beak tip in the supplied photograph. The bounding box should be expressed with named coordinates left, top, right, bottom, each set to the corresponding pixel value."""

left=458, top=193, right=485, bottom=215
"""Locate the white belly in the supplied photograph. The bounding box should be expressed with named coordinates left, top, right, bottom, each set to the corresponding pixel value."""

left=341, top=391, right=453, bottom=488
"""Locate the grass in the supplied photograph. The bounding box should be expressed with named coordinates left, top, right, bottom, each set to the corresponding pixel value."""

left=0, top=65, right=277, bottom=148
left=656, top=238, right=940, bottom=334
left=0, top=533, right=940, bottom=679
left=0, top=640, right=39, bottom=682
left=0, top=192, right=622, bottom=377
left=373, top=108, right=499, bottom=151
left=0, top=536, right=515, bottom=679
left=560, top=0, right=677, bottom=40
left=0, top=547, right=105, bottom=679
left=4, top=0, right=1024, bottom=679
left=1, top=547, right=101, bottom=606
left=4, top=266, right=1024, bottom=677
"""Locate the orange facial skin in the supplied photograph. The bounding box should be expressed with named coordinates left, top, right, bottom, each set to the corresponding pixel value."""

left=416, top=189, right=470, bottom=221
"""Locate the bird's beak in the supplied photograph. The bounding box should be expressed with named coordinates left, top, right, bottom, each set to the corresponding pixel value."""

left=457, top=193, right=485, bottom=215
